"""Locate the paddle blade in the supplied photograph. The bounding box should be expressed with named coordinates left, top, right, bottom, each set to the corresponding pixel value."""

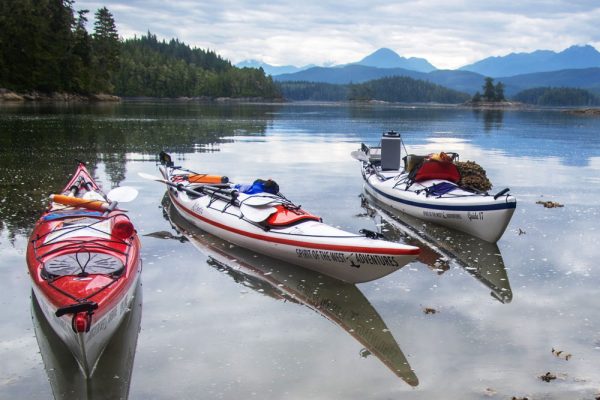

left=107, top=186, right=139, bottom=203
left=240, top=204, right=277, bottom=223
left=350, top=150, right=369, bottom=162
left=138, top=172, right=166, bottom=182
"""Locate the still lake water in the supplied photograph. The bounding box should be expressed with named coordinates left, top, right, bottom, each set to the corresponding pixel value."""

left=1, top=102, right=600, bottom=399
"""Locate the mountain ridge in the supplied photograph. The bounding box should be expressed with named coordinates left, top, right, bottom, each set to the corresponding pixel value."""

left=236, top=47, right=436, bottom=76
left=459, top=45, right=600, bottom=77
left=238, top=45, right=600, bottom=79
left=351, top=48, right=436, bottom=72
left=274, top=64, right=600, bottom=96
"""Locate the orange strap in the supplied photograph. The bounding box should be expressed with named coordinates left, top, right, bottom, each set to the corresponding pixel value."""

left=50, top=194, right=110, bottom=211
left=188, top=174, right=228, bottom=184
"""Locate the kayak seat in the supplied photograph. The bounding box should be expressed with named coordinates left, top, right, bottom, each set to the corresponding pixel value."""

left=265, top=205, right=321, bottom=227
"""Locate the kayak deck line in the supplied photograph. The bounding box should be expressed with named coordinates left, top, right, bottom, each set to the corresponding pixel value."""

left=152, top=152, right=420, bottom=282
left=365, top=177, right=517, bottom=212
left=354, top=132, right=517, bottom=242
left=170, top=192, right=420, bottom=256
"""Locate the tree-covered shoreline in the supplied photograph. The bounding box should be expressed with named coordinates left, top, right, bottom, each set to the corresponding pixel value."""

left=0, top=1, right=281, bottom=100
left=278, top=77, right=470, bottom=104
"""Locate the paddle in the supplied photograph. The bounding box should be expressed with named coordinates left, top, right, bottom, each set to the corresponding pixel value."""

left=137, top=172, right=169, bottom=184
left=50, top=186, right=137, bottom=212
left=139, top=172, right=277, bottom=222
left=138, top=172, right=232, bottom=198
left=351, top=149, right=391, bottom=180
left=107, top=186, right=138, bottom=203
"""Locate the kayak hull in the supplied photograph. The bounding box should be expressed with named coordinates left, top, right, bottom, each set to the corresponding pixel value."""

left=161, top=165, right=419, bottom=283
left=30, top=274, right=140, bottom=377
left=362, top=166, right=516, bottom=243
left=26, top=163, right=142, bottom=377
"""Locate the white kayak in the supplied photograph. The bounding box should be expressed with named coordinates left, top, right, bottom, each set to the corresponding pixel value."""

left=353, top=132, right=516, bottom=243
left=145, top=153, right=420, bottom=283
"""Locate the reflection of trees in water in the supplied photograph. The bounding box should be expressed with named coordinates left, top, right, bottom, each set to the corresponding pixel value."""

left=473, top=109, right=504, bottom=131
left=103, top=153, right=127, bottom=188
left=0, top=103, right=274, bottom=236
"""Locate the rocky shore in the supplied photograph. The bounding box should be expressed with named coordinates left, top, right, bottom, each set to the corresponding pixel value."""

left=564, top=108, right=600, bottom=116
left=0, top=88, right=120, bottom=102
left=463, top=100, right=527, bottom=109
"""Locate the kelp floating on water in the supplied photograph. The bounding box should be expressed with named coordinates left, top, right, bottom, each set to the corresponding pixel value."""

left=536, top=200, right=564, bottom=208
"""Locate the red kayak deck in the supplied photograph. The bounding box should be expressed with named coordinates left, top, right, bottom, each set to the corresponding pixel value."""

left=26, top=163, right=141, bottom=333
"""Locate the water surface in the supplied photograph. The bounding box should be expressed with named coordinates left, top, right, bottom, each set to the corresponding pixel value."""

left=1, top=102, right=599, bottom=399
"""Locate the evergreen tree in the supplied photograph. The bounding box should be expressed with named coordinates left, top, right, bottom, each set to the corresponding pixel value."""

left=344, top=76, right=469, bottom=103
left=71, top=9, right=93, bottom=92
left=494, top=81, right=505, bottom=101
left=0, top=5, right=279, bottom=99
left=472, top=91, right=482, bottom=102
left=483, top=77, right=496, bottom=101
left=92, top=7, right=120, bottom=93
left=0, top=0, right=74, bottom=91
left=513, top=86, right=600, bottom=106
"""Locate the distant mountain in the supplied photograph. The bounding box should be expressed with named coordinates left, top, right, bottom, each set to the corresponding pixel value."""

left=275, top=64, right=484, bottom=91
left=237, top=48, right=436, bottom=76
left=501, top=68, right=600, bottom=95
left=235, top=60, right=315, bottom=76
left=460, top=45, right=600, bottom=77
left=276, top=64, right=427, bottom=84
left=353, top=48, right=436, bottom=72
left=275, top=64, right=600, bottom=97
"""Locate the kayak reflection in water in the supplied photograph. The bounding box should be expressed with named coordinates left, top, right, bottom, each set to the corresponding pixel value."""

left=147, top=199, right=420, bottom=387
left=360, top=192, right=512, bottom=304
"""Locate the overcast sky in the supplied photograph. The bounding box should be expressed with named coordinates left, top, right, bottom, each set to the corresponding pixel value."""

left=75, top=0, right=600, bottom=69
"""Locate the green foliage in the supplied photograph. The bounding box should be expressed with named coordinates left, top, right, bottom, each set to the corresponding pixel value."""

left=513, top=87, right=600, bottom=106
left=472, top=77, right=506, bottom=102
left=1, top=0, right=72, bottom=91
left=0, top=2, right=280, bottom=99
left=483, top=77, right=496, bottom=100
left=277, top=81, right=350, bottom=101
left=0, top=0, right=118, bottom=94
left=494, top=81, right=505, bottom=101
left=91, top=7, right=120, bottom=93
left=348, top=76, right=470, bottom=103
left=278, top=77, right=469, bottom=103
left=114, top=34, right=281, bottom=98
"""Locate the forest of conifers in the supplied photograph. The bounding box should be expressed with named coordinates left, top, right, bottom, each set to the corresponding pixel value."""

left=0, top=0, right=280, bottom=98
left=279, top=78, right=470, bottom=103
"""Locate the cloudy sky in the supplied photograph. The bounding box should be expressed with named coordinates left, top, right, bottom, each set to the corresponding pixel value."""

left=75, top=0, right=600, bottom=69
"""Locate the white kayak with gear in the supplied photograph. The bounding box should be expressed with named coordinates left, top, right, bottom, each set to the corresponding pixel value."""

left=353, top=131, right=516, bottom=243
left=143, top=152, right=420, bottom=283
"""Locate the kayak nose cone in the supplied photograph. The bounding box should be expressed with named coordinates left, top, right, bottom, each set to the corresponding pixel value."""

left=73, top=313, right=90, bottom=333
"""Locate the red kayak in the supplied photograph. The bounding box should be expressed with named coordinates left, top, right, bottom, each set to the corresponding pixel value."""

left=26, top=163, right=142, bottom=377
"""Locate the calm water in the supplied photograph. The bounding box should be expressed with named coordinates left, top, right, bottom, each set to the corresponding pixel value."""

left=1, top=102, right=600, bottom=399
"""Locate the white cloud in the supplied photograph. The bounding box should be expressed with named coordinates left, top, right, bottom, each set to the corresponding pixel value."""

left=75, top=0, right=600, bottom=69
